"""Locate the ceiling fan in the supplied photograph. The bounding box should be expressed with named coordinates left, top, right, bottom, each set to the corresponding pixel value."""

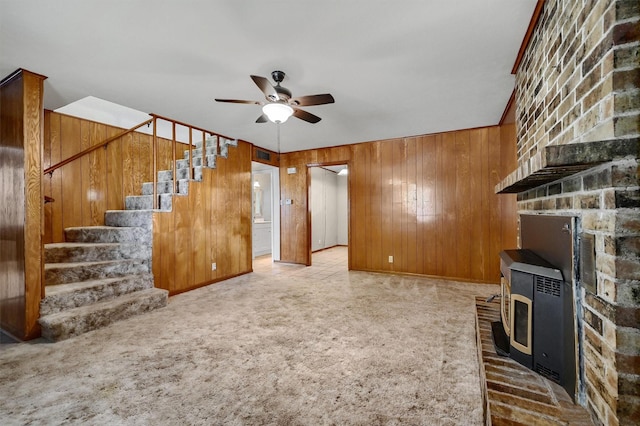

left=215, top=70, right=334, bottom=124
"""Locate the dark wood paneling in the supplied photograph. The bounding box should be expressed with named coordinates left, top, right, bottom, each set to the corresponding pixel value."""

left=0, top=69, right=45, bottom=339
left=0, top=71, right=27, bottom=338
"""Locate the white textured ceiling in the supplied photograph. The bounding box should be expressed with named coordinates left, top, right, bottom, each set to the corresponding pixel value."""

left=1, top=0, right=537, bottom=153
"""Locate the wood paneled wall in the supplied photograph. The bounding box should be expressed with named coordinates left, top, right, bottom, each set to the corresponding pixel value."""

left=280, top=126, right=518, bottom=283
left=499, top=100, right=518, bottom=250
left=43, top=112, right=188, bottom=243
left=42, top=111, right=253, bottom=294
left=0, top=69, right=46, bottom=339
left=153, top=141, right=253, bottom=294
left=280, top=146, right=352, bottom=265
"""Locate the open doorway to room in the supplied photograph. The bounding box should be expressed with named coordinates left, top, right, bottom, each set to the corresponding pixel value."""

left=308, top=164, right=349, bottom=267
left=252, top=161, right=280, bottom=266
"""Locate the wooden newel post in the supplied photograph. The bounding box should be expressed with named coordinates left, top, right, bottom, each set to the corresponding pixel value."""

left=0, top=69, right=47, bottom=340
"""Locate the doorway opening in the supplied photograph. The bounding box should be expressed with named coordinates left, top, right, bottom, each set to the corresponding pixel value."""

left=308, top=164, right=349, bottom=267
left=252, top=161, right=280, bottom=266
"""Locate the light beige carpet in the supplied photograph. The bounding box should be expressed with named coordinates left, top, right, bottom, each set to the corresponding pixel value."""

left=1, top=257, right=498, bottom=425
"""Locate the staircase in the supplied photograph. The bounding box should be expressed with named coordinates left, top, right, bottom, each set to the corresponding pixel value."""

left=39, top=136, right=236, bottom=341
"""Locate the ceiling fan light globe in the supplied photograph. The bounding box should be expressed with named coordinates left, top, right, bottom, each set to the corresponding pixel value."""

left=262, top=103, right=293, bottom=123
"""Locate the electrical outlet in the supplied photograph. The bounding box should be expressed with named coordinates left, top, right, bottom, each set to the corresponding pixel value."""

left=211, top=262, right=217, bottom=271
left=388, top=256, right=394, bottom=263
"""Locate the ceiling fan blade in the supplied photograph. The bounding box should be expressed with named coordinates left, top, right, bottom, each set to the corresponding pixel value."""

left=290, top=93, right=335, bottom=106
left=256, top=114, right=268, bottom=123
left=215, top=98, right=261, bottom=105
left=250, top=75, right=279, bottom=101
left=293, top=108, right=321, bottom=123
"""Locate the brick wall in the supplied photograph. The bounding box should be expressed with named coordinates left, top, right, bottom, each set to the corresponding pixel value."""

left=513, top=1, right=639, bottom=425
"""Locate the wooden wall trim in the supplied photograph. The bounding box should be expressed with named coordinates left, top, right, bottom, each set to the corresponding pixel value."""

left=499, top=90, right=516, bottom=125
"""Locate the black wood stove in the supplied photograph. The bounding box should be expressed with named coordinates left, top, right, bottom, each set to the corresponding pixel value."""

left=496, top=248, right=576, bottom=399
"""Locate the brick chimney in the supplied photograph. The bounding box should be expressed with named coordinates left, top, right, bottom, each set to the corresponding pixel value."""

left=497, top=1, right=639, bottom=424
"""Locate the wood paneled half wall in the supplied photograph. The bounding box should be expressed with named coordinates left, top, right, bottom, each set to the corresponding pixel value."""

left=280, top=126, right=517, bottom=284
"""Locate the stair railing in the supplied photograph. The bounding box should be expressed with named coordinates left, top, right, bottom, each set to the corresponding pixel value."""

left=44, top=113, right=239, bottom=211
left=148, top=114, right=238, bottom=210
left=44, top=118, right=153, bottom=176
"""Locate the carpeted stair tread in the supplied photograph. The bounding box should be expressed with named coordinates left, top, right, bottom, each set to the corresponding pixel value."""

left=157, top=167, right=203, bottom=182
left=45, top=242, right=150, bottom=263
left=45, top=259, right=150, bottom=286
left=105, top=210, right=154, bottom=230
left=177, top=154, right=217, bottom=169
left=41, top=274, right=155, bottom=316
left=141, top=179, right=190, bottom=195
left=125, top=194, right=173, bottom=211
left=65, top=226, right=150, bottom=244
left=38, top=287, right=169, bottom=341
left=36, top=137, right=237, bottom=342
left=183, top=146, right=218, bottom=159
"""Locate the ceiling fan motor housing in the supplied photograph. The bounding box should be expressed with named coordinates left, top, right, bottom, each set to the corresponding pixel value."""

left=274, top=86, right=292, bottom=101
left=271, top=70, right=286, bottom=84
left=270, top=71, right=292, bottom=101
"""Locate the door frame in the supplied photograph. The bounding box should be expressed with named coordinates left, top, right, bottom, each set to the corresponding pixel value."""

left=306, top=161, right=351, bottom=269
left=251, top=162, right=280, bottom=262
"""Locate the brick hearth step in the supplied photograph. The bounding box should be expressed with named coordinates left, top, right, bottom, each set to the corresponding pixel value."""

left=39, top=287, right=168, bottom=341
left=40, top=273, right=155, bottom=316
left=45, top=259, right=150, bottom=286
left=474, top=297, right=592, bottom=424
left=45, top=242, right=151, bottom=263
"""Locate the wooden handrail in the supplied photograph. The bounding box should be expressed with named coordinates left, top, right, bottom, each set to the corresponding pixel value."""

left=44, top=118, right=153, bottom=175
left=43, top=112, right=240, bottom=211
left=149, top=113, right=239, bottom=143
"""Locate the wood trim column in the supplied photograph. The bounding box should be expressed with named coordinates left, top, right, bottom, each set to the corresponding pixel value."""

left=0, top=69, right=47, bottom=340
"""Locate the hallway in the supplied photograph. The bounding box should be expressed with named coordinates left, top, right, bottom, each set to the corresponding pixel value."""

left=254, top=245, right=348, bottom=280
